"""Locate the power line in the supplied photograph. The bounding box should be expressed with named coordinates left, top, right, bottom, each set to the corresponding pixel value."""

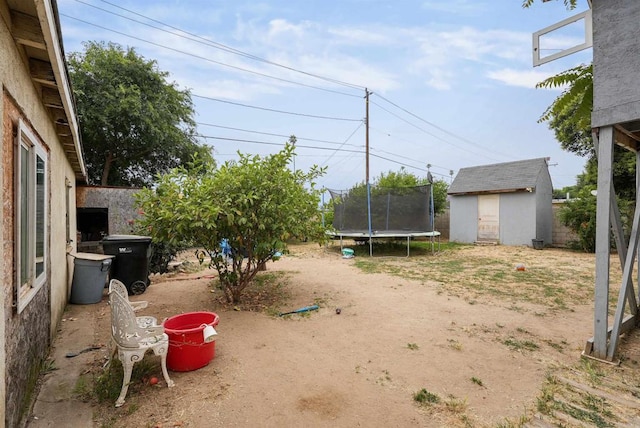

left=196, top=122, right=361, bottom=148
left=370, top=100, right=506, bottom=163
left=192, top=94, right=362, bottom=122
left=59, top=13, right=361, bottom=98
left=91, top=0, right=365, bottom=92
left=198, top=135, right=364, bottom=153
left=62, top=2, right=522, bottom=182
left=63, top=4, right=510, bottom=168
left=369, top=127, right=454, bottom=173
left=370, top=147, right=435, bottom=171
left=320, top=122, right=364, bottom=167
left=198, top=134, right=450, bottom=178
left=373, top=93, right=516, bottom=161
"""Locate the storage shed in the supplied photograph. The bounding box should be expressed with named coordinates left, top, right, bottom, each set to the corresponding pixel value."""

left=448, top=158, right=553, bottom=246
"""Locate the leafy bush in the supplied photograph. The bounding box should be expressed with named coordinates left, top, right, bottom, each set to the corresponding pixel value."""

left=560, top=186, right=634, bottom=253
left=136, top=142, right=327, bottom=303
left=559, top=188, right=597, bottom=252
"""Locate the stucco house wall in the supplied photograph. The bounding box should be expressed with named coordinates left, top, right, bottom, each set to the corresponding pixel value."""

left=1, top=1, right=85, bottom=425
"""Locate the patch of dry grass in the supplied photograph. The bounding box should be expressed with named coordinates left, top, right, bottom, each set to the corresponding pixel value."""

left=352, top=244, right=628, bottom=312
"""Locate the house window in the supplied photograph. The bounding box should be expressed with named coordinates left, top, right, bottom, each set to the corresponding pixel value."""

left=16, top=120, right=48, bottom=313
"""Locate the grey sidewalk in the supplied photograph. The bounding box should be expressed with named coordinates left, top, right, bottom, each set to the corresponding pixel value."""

left=27, top=303, right=105, bottom=427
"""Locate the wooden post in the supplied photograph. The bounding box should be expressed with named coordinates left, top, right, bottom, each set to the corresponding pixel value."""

left=593, top=126, right=613, bottom=359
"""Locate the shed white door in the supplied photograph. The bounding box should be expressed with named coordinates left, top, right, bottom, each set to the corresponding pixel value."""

left=477, top=195, right=499, bottom=241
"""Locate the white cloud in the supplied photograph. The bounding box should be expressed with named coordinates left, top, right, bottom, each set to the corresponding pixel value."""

left=188, top=79, right=282, bottom=102
left=403, top=26, right=533, bottom=90
left=421, top=0, right=484, bottom=15
left=267, top=18, right=312, bottom=40
left=486, top=68, right=564, bottom=89
left=63, top=5, right=550, bottom=98
left=326, top=28, right=391, bottom=46
left=424, top=69, right=454, bottom=91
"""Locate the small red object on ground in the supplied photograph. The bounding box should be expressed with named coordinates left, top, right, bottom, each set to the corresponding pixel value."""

left=149, top=376, right=158, bottom=385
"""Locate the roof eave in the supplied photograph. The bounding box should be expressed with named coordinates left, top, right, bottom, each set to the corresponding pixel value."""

left=448, top=187, right=534, bottom=196
left=34, top=0, right=87, bottom=183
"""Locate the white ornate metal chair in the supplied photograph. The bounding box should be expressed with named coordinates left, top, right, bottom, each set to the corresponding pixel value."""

left=109, top=289, right=174, bottom=407
left=109, top=278, right=148, bottom=312
left=109, top=278, right=157, bottom=328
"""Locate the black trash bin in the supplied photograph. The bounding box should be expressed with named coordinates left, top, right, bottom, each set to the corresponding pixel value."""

left=101, top=235, right=152, bottom=295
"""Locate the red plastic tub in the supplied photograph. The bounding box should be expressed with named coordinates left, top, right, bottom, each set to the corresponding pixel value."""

left=163, top=312, right=220, bottom=372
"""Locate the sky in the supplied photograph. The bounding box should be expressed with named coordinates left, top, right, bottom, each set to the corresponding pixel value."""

left=57, top=0, right=594, bottom=192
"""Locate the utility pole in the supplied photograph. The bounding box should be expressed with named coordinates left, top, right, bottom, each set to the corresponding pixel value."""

left=365, top=88, right=372, bottom=257
left=365, top=88, right=370, bottom=184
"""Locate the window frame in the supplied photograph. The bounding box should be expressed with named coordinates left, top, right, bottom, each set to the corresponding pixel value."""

left=15, top=120, right=48, bottom=314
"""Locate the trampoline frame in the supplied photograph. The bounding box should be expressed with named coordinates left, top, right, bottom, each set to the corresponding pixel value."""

left=327, top=230, right=441, bottom=257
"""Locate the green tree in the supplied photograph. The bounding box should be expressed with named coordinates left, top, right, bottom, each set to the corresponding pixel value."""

left=525, top=2, right=638, bottom=251
left=342, top=168, right=448, bottom=215
left=431, top=180, right=449, bottom=216
left=135, top=142, right=326, bottom=303
left=522, top=0, right=577, bottom=9
left=552, top=185, right=578, bottom=200
left=559, top=186, right=597, bottom=252
left=68, top=41, right=212, bottom=186
left=534, top=64, right=636, bottom=252
left=537, top=64, right=593, bottom=142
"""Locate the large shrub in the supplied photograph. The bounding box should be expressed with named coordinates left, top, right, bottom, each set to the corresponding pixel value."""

left=135, top=143, right=326, bottom=303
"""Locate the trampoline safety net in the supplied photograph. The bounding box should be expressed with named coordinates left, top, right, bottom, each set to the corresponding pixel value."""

left=329, top=185, right=433, bottom=233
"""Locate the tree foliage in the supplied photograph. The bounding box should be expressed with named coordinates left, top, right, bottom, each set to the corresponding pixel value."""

left=537, top=64, right=593, bottom=136
left=68, top=41, right=212, bottom=186
left=522, top=0, right=577, bottom=9
left=135, top=142, right=326, bottom=303
left=559, top=187, right=597, bottom=252
left=344, top=168, right=449, bottom=215
left=526, top=2, right=639, bottom=252
left=548, top=92, right=594, bottom=157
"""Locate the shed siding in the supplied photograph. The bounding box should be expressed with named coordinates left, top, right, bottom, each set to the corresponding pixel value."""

left=535, top=169, right=553, bottom=245
left=449, top=195, right=478, bottom=243
left=500, top=193, right=536, bottom=245
left=448, top=158, right=553, bottom=247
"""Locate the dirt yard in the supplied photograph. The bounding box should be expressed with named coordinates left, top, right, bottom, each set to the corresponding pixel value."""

left=81, top=242, right=640, bottom=427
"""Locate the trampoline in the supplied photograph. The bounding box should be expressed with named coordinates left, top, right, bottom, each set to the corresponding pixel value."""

left=328, top=184, right=439, bottom=257
left=327, top=229, right=441, bottom=256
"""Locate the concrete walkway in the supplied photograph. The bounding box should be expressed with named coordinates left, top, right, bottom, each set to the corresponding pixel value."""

left=27, top=303, right=102, bottom=427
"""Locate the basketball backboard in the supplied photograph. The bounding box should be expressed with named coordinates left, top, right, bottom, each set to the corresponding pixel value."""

left=532, top=9, right=592, bottom=66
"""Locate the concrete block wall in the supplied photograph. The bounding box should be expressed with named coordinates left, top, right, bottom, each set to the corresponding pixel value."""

left=552, top=201, right=578, bottom=247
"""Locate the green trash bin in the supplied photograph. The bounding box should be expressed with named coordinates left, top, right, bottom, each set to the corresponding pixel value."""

left=69, top=253, right=114, bottom=304
left=101, top=235, right=152, bottom=295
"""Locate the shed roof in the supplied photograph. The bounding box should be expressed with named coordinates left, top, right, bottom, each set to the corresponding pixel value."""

left=448, top=158, right=549, bottom=195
